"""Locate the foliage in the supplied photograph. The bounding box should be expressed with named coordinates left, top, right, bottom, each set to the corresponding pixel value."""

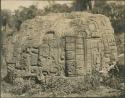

left=46, top=77, right=73, bottom=96
left=72, top=0, right=92, bottom=11
left=92, top=3, right=125, bottom=33
left=13, top=5, right=38, bottom=31
left=43, top=4, right=72, bottom=14
left=115, top=33, right=124, bottom=54
left=10, top=82, right=31, bottom=95
left=1, top=9, right=12, bottom=30
left=44, top=69, right=100, bottom=96
left=1, top=5, right=40, bottom=31
left=16, top=5, right=38, bottom=22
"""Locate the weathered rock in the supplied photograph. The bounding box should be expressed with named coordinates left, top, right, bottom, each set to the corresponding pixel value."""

left=4, top=12, right=117, bottom=83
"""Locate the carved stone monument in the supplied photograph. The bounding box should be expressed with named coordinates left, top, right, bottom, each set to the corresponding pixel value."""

left=5, top=12, right=117, bottom=83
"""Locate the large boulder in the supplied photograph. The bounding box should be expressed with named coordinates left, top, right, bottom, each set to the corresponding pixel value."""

left=4, top=12, right=117, bottom=82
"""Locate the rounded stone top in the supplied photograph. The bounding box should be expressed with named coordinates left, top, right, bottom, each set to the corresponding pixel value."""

left=13, top=12, right=114, bottom=47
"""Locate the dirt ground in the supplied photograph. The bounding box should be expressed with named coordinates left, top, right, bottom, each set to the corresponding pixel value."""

left=1, top=80, right=125, bottom=98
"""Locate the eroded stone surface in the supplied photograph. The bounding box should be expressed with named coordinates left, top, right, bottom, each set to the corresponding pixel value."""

left=4, top=12, right=117, bottom=83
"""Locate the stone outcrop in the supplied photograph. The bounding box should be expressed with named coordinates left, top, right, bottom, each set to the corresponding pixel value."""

left=5, top=12, right=117, bottom=83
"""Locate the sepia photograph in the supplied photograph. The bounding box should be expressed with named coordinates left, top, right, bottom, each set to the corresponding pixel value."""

left=1, top=0, right=125, bottom=97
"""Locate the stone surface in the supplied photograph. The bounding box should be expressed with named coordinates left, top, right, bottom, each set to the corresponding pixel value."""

left=4, top=12, right=117, bottom=82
